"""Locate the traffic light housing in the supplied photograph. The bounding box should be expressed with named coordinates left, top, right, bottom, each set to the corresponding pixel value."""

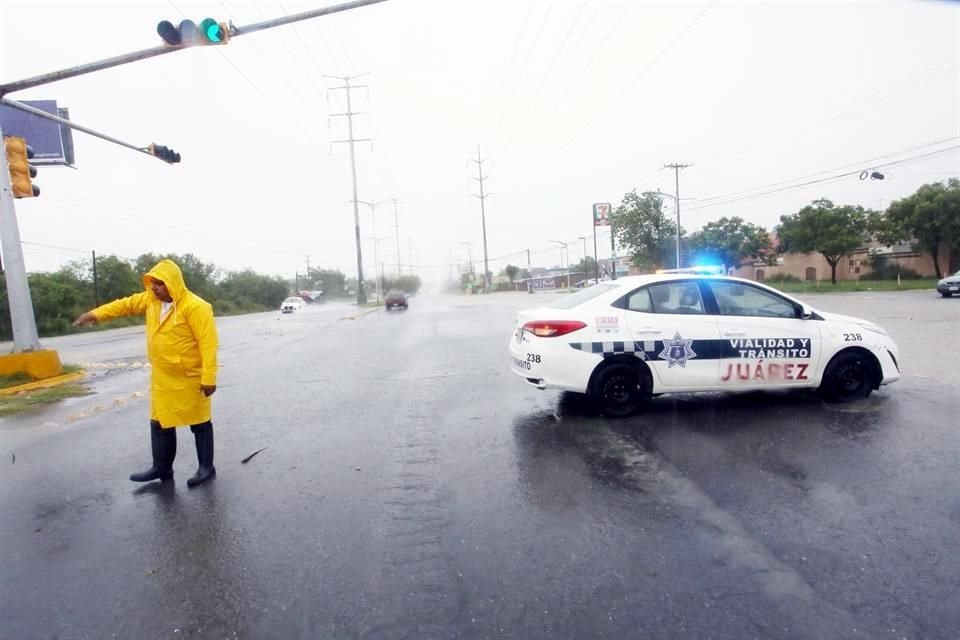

left=148, top=143, right=181, bottom=164
left=157, top=19, right=230, bottom=46
left=4, top=136, right=39, bottom=198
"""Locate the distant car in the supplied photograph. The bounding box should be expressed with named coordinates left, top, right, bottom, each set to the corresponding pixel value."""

left=281, top=296, right=305, bottom=313
left=385, top=290, right=408, bottom=311
left=936, top=270, right=960, bottom=297
left=509, top=271, right=901, bottom=417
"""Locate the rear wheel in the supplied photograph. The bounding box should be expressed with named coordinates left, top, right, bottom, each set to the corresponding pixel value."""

left=592, top=362, right=649, bottom=418
left=820, top=351, right=874, bottom=402
left=941, top=292, right=953, bottom=298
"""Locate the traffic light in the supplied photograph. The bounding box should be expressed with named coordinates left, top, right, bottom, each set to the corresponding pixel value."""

left=148, top=143, right=181, bottom=164
left=157, top=19, right=230, bottom=46
left=4, top=136, right=39, bottom=198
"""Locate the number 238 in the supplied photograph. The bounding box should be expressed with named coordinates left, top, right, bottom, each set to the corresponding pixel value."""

left=526, top=353, right=542, bottom=363
left=843, top=333, right=862, bottom=342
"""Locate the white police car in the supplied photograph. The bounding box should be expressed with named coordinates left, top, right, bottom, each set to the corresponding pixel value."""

left=509, top=270, right=901, bottom=417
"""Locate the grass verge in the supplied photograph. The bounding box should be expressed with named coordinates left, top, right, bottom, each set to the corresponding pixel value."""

left=769, top=279, right=936, bottom=294
left=0, top=384, right=92, bottom=417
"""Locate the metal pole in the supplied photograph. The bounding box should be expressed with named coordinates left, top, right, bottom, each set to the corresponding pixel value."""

left=392, top=199, right=401, bottom=277
left=527, top=248, right=532, bottom=293
left=674, top=168, right=681, bottom=269
left=610, top=229, right=617, bottom=281
left=343, top=77, right=365, bottom=304
left=664, top=163, right=691, bottom=269
left=0, top=130, right=42, bottom=352
left=1, top=98, right=160, bottom=159
left=0, top=0, right=389, bottom=97
left=592, top=223, right=599, bottom=282
left=92, top=250, right=99, bottom=307
left=477, top=147, right=490, bottom=290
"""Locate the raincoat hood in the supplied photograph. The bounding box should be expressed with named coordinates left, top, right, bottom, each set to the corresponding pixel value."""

left=142, top=259, right=189, bottom=303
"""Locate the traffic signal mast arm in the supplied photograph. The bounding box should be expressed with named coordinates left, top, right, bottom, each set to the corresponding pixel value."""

left=0, top=97, right=179, bottom=164
left=0, top=0, right=388, bottom=98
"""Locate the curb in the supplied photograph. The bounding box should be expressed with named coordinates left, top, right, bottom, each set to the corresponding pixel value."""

left=340, top=306, right=383, bottom=321
left=0, top=371, right=87, bottom=396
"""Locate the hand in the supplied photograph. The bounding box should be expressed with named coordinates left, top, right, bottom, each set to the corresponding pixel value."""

left=201, top=385, right=217, bottom=397
left=73, top=312, right=97, bottom=327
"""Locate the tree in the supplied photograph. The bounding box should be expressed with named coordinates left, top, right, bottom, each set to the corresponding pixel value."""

left=776, top=199, right=870, bottom=284
left=503, top=264, right=520, bottom=283
left=611, top=190, right=679, bottom=271
left=571, top=255, right=597, bottom=277
left=311, top=269, right=347, bottom=296
left=686, top=217, right=773, bottom=272
left=872, top=178, right=960, bottom=278
left=94, top=255, right=140, bottom=303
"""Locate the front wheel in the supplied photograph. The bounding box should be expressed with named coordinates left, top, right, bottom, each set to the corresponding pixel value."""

left=591, top=362, right=649, bottom=418
left=941, top=292, right=953, bottom=298
left=820, top=352, right=874, bottom=402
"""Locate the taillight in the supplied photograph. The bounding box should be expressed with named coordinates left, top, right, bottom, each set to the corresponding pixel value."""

left=522, top=320, right=587, bottom=337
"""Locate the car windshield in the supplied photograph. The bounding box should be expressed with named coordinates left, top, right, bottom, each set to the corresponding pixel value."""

left=547, top=284, right=620, bottom=309
left=283, top=298, right=301, bottom=304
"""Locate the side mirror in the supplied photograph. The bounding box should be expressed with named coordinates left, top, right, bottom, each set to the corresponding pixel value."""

left=799, top=304, right=814, bottom=319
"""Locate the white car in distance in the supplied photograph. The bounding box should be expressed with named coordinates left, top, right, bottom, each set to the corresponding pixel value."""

left=281, top=296, right=306, bottom=313
left=509, top=271, right=901, bottom=417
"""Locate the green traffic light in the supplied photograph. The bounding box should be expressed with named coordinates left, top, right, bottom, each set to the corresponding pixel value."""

left=200, top=18, right=222, bottom=43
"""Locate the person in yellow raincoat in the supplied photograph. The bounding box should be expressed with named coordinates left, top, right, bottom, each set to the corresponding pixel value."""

left=73, top=259, right=219, bottom=487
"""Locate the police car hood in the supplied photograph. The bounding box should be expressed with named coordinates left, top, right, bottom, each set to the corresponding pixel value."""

left=818, top=311, right=886, bottom=333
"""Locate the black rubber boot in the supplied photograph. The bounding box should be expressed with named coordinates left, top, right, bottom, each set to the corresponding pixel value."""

left=187, top=421, right=216, bottom=487
left=130, top=420, right=176, bottom=482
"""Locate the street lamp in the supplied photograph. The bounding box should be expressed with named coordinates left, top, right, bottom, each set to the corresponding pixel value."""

left=643, top=190, right=680, bottom=269
left=577, top=236, right=588, bottom=284
left=549, top=240, right=569, bottom=290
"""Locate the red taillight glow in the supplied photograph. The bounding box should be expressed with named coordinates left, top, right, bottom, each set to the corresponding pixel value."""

left=522, top=320, right=587, bottom=337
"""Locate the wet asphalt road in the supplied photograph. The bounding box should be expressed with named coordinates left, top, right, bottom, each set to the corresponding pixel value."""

left=1, top=291, right=958, bottom=640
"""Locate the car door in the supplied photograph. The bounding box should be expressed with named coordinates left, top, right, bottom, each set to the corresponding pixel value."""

left=703, top=279, right=822, bottom=388
left=620, top=279, right=721, bottom=390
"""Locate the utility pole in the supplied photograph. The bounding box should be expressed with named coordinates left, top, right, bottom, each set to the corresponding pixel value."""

left=663, top=162, right=691, bottom=269
left=92, top=250, right=100, bottom=307
left=469, top=146, right=492, bottom=290
left=304, top=254, right=311, bottom=289
left=390, top=198, right=402, bottom=277
left=328, top=73, right=372, bottom=304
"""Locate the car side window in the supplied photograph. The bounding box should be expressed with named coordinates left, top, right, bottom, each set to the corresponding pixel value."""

left=626, top=289, right=653, bottom=312
left=647, top=282, right=705, bottom=315
left=708, top=281, right=798, bottom=318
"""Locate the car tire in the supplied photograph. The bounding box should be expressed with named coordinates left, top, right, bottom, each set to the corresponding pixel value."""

left=941, top=292, right=952, bottom=298
left=820, top=351, right=874, bottom=402
left=591, top=361, right=650, bottom=418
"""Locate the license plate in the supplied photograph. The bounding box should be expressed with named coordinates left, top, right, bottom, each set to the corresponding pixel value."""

left=950, top=286, right=958, bottom=291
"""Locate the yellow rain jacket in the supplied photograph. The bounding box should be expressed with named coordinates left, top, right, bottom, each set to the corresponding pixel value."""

left=90, top=259, right=218, bottom=429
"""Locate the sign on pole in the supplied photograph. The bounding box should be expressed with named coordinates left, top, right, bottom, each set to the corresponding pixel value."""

left=0, top=99, right=75, bottom=165
left=592, top=202, right=611, bottom=226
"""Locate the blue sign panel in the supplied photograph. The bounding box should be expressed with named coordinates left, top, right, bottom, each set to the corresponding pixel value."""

left=0, top=99, right=74, bottom=165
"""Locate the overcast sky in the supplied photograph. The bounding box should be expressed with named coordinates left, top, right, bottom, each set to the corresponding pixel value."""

left=1, top=0, right=958, bottom=284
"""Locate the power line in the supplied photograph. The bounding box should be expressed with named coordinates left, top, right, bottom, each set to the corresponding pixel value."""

left=691, top=144, right=960, bottom=211
left=562, top=1, right=716, bottom=148
left=694, top=137, right=960, bottom=205
left=696, top=60, right=960, bottom=166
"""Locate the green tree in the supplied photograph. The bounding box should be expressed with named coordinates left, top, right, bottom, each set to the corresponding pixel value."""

left=381, top=274, right=421, bottom=294
left=311, top=269, right=346, bottom=296
left=133, top=252, right=219, bottom=301
left=503, top=264, right=520, bottom=283
left=872, top=178, right=960, bottom=278
left=94, top=254, right=140, bottom=303
left=776, top=199, right=870, bottom=284
left=611, top=190, right=679, bottom=271
left=27, top=269, right=88, bottom=337
left=686, top=217, right=773, bottom=271
left=219, top=270, right=289, bottom=310
left=571, top=255, right=598, bottom=277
